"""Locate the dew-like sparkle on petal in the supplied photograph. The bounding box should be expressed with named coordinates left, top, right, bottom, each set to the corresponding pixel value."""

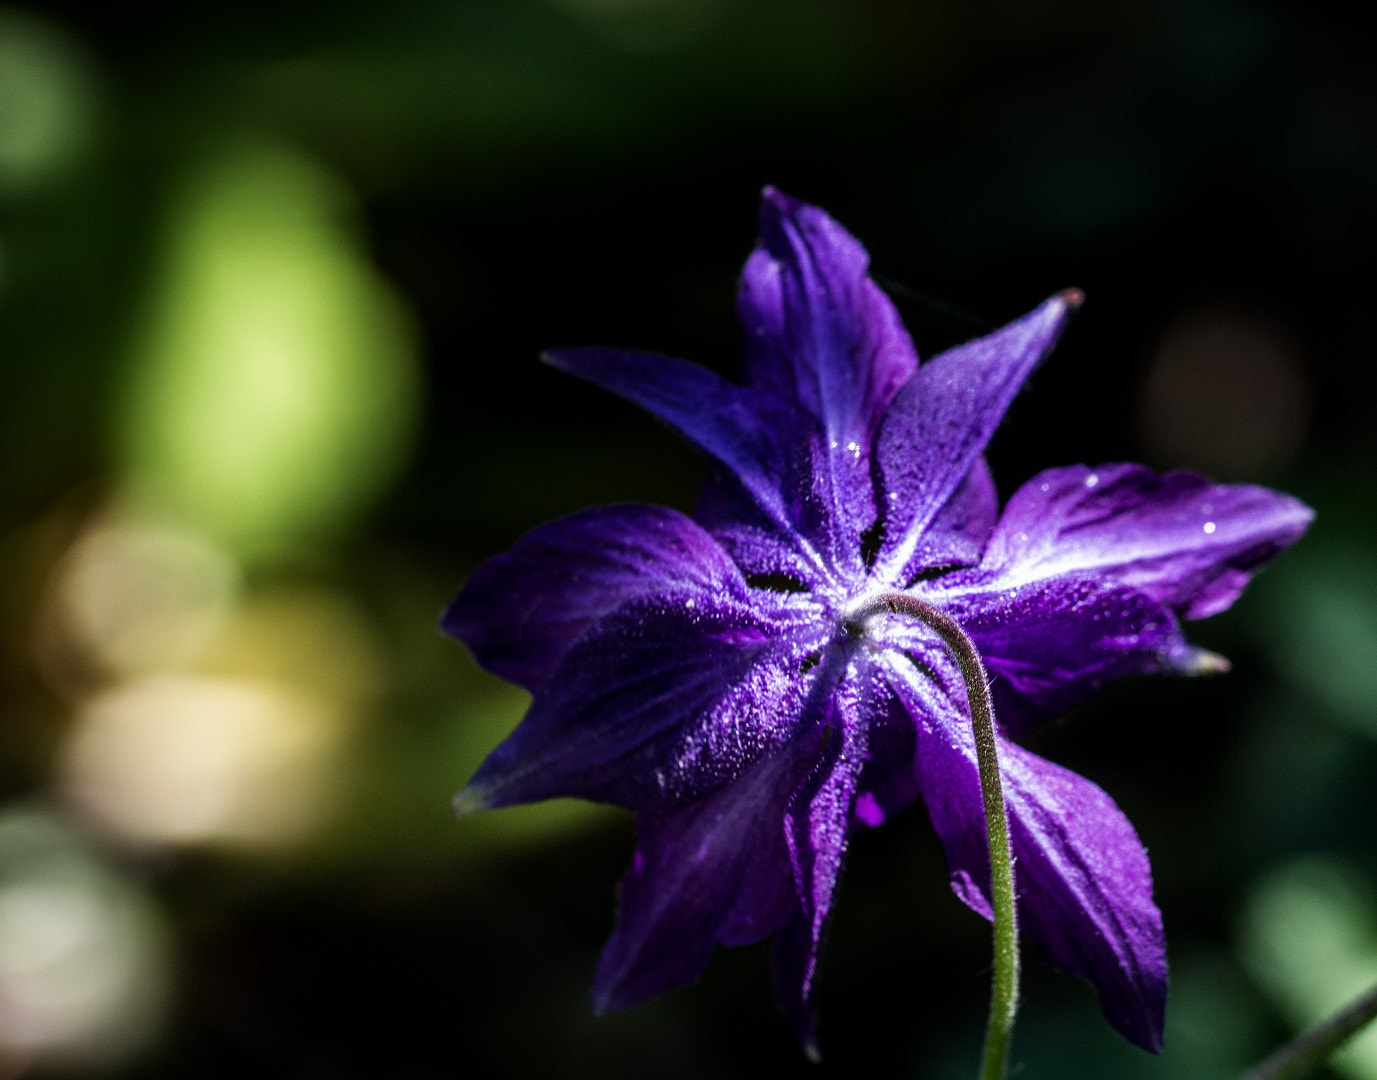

left=1203, top=521, right=1216, bottom=534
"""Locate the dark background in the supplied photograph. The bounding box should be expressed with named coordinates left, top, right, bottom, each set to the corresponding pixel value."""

left=1, top=0, right=1375, bottom=1076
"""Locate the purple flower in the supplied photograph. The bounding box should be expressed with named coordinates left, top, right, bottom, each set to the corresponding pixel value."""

left=444, top=189, right=1311, bottom=1054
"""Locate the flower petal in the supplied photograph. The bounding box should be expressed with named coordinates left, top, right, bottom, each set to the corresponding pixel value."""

left=693, top=488, right=822, bottom=585
left=998, top=742, right=1167, bottom=1052
left=885, top=656, right=1167, bottom=1051
left=976, top=463, right=1314, bottom=619
left=592, top=744, right=803, bottom=1014
left=544, top=346, right=835, bottom=578
left=455, top=588, right=827, bottom=815
left=738, top=187, right=918, bottom=456
left=924, top=575, right=1202, bottom=733
left=693, top=440, right=872, bottom=583
left=873, top=292, right=1080, bottom=583
left=593, top=649, right=882, bottom=1059
left=884, top=457, right=1000, bottom=584
left=734, top=187, right=922, bottom=580
left=443, top=505, right=746, bottom=692
left=774, top=657, right=880, bottom=1054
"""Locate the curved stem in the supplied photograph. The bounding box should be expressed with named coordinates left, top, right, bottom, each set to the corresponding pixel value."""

left=847, top=592, right=1018, bottom=1080
left=1243, top=981, right=1377, bottom=1080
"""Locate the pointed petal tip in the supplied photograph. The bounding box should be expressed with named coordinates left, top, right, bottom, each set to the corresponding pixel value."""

left=759, top=184, right=790, bottom=209
left=589, top=961, right=618, bottom=1015
left=1112, top=973, right=1167, bottom=1053
left=541, top=346, right=617, bottom=375
left=757, top=186, right=801, bottom=231
left=1122, top=998, right=1166, bottom=1053
left=438, top=592, right=469, bottom=642
left=1184, top=647, right=1231, bottom=676
left=451, top=785, right=489, bottom=819
left=756, top=186, right=819, bottom=234
left=589, top=969, right=642, bottom=1017
left=1057, top=286, right=1085, bottom=311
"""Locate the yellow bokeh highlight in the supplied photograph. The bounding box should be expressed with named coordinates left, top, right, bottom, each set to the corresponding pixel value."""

left=40, top=510, right=383, bottom=852
left=61, top=674, right=349, bottom=848
left=42, top=515, right=239, bottom=682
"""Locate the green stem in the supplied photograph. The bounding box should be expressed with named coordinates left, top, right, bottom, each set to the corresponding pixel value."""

left=1243, top=981, right=1377, bottom=1080
left=846, top=592, right=1019, bottom=1080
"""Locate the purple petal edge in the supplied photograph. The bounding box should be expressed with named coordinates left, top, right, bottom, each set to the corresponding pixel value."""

left=773, top=659, right=880, bottom=1054
left=739, top=187, right=918, bottom=454
left=543, top=347, right=824, bottom=565
left=931, top=576, right=1199, bottom=734
left=874, top=291, right=1081, bottom=583
left=886, top=656, right=1167, bottom=1052
left=442, top=504, right=744, bottom=693
left=457, top=589, right=823, bottom=814
left=592, top=725, right=811, bottom=1014
left=977, top=463, right=1314, bottom=621
left=1001, top=742, right=1168, bottom=1052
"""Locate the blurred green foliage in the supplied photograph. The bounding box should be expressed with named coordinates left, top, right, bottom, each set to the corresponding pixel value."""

left=118, top=139, right=418, bottom=558
left=1, top=0, right=1375, bottom=1076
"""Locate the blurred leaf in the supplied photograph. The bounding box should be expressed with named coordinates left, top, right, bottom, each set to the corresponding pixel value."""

left=117, top=138, right=419, bottom=559
left=1263, top=540, right=1377, bottom=743
left=1241, top=857, right=1377, bottom=1080
left=0, top=10, right=96, bottom=198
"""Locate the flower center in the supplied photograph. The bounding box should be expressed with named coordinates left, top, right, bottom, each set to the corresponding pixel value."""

left=840, top=590, right=944, bottom=641
left=840, top=594, right=888, bottom=639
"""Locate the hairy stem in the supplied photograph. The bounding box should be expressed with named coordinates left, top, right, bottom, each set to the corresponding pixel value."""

left=1243, top=981, right=1377, bottom=1080
left=847, top=592, right=1018, bottom=1080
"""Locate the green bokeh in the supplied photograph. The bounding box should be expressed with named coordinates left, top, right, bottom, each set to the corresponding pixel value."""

left=117, top=139, right=419, bottom=559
